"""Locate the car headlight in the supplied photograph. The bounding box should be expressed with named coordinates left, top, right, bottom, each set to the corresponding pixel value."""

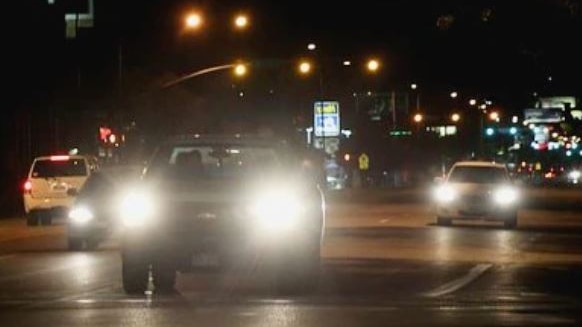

left=68, top=206, right=94, bottom=224
left=434, top=185, right=457, bottom=203
left=493, top=186, right=519, bottom=205
left=569, top=170, right=581, bottom=180
left=249, top=190, right=304, bottom=231
left=120, top=192, right=156, bottom=228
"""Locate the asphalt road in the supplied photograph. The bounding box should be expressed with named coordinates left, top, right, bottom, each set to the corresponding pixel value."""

left=1, top=188, right=582, bottom=326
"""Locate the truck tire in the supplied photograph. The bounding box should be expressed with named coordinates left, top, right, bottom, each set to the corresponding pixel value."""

left=122, top=251, right=150, bottom=295
left=152, top=263, right=177, bottom=293
left=275, top=242, right=321, bottom=295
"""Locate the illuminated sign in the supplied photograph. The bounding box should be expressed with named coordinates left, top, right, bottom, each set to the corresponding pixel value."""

left=538, top=97, right=576, bottom=109
left=523, top=108, right=565, bottom=124
left=314, top=101, right=340, bottom=137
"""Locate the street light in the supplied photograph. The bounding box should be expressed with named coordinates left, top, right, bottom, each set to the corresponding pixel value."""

left=185, top=12, right=203, bottom=29
left=489, top=111, right=500, bottom=121
left=366, top=59, right=380, bottom=73
left=343, top=60, right=352, bottom=66
left=413, top=113, right=423, bottom=123
left=451, top=113, right=461, bottom=123
left=450, top=91, right=458, bottom=99
left=469, top=99, right=477, bottom=106
left=233, top=63, right=247, bottom=77
left=307, top=43, right=317, bottom=51
left=298, top=61, right=312, bottom=75
left=410, top=83, right=420, bottom=111
left=234, top=14, right=249, bottom=29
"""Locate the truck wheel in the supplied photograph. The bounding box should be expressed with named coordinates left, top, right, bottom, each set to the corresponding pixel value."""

left=152, top=263, right=177, bottom=294
left=276, top=242, right=321, bottom=295
left=68, top=238, right=84, bottom=251
left=26, top=212, right=39, bottom=226
left=122, top=251, right=150, bottom=295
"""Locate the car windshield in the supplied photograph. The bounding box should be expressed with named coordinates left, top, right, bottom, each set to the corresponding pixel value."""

left=448, top=166, right=508, bottom=184
left=31, top=159, right=87, bottom=178
left=149, top=144, right=281, bottom=180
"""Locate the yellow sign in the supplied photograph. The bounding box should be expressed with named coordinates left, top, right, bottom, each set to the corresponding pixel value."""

left=315, top=102, right=339, bottom=114
left=358, top=154, right=369, bottom=171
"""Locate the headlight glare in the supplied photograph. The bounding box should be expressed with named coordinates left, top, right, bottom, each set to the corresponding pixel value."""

left=434, top=185, right=457, bottom=203
left=250, top=191, right=304, bottom=230
left=494, top=186, right=519, bottom=205
left=120, top=192, right=156, bottom=228
left=68, top=206, right=94, bottom=224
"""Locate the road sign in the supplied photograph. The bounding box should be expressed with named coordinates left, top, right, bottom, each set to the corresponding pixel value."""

left=358, top=153, right=369, bottom=171
left=314, top=101, right=340, bottom=137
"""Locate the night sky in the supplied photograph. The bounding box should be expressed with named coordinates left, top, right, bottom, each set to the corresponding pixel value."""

left=11, top=0, right=582, bottom=113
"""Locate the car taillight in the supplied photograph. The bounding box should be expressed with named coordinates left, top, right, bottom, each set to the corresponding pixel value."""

left=23, top=180, right=32, bottom=193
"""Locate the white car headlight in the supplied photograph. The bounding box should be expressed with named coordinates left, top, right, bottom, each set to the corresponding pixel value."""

left=493, top=186, right=519, bottom=205
left=120, top=192, right=156, bottom=228
left=250, top=190, right=304, bottom=231
left=569, top=170, right=581, bottom=180
left=434, top=185, right=457, bottom=203
left=68, top=206, right=94, bottom=224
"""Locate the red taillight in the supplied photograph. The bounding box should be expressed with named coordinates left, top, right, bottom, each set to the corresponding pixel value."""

left=23, top=180, right=32, bottom=193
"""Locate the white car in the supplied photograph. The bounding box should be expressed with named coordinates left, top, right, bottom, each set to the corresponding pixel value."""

left=23, top=155, right=97, bottom=226
left=433, top=161, right=520, bottom=228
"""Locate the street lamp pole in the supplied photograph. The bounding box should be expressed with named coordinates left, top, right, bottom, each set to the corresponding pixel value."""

left=308, top=44, right=326, bottom=155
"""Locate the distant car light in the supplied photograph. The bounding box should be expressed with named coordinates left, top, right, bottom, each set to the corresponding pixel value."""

left=434, top=184, right=457, bottom=203
left=249, top=190, right=304, bottom=231
left=68, top=206, right=94, bottom=224
left=493, top=186, right=519, bottom=205
left=120, top=192, right=156, bottom=228
left=569, top=170, right=581, bottom=180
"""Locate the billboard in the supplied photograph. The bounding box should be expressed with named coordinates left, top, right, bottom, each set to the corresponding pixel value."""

left=523, top=108, right=565, bottom=124
left=314, top=101, right=340, bottom=137
left=538, top=97, right=576, bottom=110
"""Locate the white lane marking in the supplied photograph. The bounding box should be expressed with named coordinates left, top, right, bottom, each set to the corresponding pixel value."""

left=423, top=263, right=492, bottom=298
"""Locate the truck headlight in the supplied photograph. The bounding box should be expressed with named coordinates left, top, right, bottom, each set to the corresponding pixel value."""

left=493, top=186, right=519, bottom=206
left=250, top=190, right=304, bottom=231
left=120, top=192, right=156, bottom=228
left=68, top=206, right=94, bottom=224
left=434, top=185, right=457, bottom=203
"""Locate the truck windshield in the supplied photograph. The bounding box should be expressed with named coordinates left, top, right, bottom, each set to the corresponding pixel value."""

left=149, top=144, right=281, bottom=180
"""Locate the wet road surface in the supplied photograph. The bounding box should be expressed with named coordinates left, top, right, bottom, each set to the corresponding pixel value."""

left=1, top=188, right=582, bottom=326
